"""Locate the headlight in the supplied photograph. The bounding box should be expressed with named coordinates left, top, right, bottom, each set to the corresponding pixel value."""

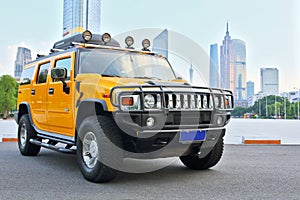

left=144, top=94, right=155, bottom=109
left=214, top=95, right=224, bottom=109
left=214, top=96, right=220, bottom=108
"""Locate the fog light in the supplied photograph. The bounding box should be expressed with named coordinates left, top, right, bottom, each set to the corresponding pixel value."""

left=102, top=33, right=111, bottom=44
left=82, top=30, right=92, bottom=42
left=216, top=116, right=223, bottom=126
left=125, top=36, right=134, bottom=48
left=146, top=117, right=155, bottom=128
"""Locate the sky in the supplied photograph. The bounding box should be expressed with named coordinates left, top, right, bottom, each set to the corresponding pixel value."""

left=0, top=0, right=299, bottom=93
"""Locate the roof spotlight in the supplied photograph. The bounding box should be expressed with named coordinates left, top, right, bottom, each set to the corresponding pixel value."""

left=125, top=36, right=134, bottom=49
left=102, top=33, right=111, bottom=44
left=142, top=39, right=151, bottom=51
left=82, top=30, right=92, bottom=42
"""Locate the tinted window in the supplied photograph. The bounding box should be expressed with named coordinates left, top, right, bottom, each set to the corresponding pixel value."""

left=20, top=66, right=35, bottom=85
left=37, top=62, right=50, bottom=84
left=54, top=57, right=71, bottom=81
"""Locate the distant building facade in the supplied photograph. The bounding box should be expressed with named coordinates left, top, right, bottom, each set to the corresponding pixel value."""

left=260, top=68, right=279, bottom=96
left=209, top=43, right=219, bottom=88
left=220, top=23, right=247, bottom=103
left=220, top=23, right=233, bottom=91
left=246, top=81, right=254, bottom=99
left=153, top=29, right=168, bottom=59
left=232, top=39, right=247, bottom=101
left=285, top=90, right=299, bottom=103
left=14, top=47, right=32, bottom=79
left=63, top=0, right=101, bottom=38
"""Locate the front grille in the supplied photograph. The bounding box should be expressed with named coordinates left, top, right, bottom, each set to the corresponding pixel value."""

left=165, top=111, right=212, bottom=126
left=163, top=93, right=212, bottom=110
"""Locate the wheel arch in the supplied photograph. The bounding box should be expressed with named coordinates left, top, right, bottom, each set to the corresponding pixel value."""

left=76, top=99, right=109, bottom=134
left=16, top=103, right=31, bottom=124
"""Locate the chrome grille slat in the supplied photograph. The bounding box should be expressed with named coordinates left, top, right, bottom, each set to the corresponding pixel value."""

left=162, top=93, right=213, bottom=111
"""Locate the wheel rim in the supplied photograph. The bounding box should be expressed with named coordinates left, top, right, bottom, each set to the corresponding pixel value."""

left=82, top=132, right=99, bottom=169
left=20, top=123, right=27, bottom=147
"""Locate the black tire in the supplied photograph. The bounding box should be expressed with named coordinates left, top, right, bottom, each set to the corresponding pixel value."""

left=180, top=137, right=224, bottom=170
left=17, top=114, right=41, bottom=156
left=77, top=115, right=123, bottom=183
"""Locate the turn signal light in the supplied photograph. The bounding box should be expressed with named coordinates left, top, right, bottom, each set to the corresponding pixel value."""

left=122, top=97, right=134, bottom=106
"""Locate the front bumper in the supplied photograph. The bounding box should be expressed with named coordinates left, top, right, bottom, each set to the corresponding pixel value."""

left=14, top=111, right=19, bottom=124
left=113, top=111, right=228, bottom=159
left=123, top=128, right=225, bottom=159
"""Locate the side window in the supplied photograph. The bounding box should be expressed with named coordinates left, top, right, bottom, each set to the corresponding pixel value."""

left=20, top=66, right=35, bottom=85
left=37, top=62, right=50, bottom=84
left=54, top=57, right=71, bottom=81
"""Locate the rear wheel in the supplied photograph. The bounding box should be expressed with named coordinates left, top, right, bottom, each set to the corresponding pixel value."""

left=180, top=137, right=224, bottom=170
left=18, top=114, right=41, bottom=156
left=77, top=115, right=123, bottom=183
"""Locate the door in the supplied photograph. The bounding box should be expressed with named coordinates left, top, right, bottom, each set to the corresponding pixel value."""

left=46, top=52, right=75, bottom=136
left=30, top=61, right=51, bottom=131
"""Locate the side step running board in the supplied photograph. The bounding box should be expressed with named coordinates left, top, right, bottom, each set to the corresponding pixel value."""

left=29, top=139, right=76, bottom=154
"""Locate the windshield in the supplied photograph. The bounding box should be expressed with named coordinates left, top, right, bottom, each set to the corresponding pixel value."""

left=79, top=49, right=176, bottom=80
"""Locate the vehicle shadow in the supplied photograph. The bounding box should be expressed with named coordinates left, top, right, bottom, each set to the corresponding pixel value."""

left=17, top=148, right=222, bottom=184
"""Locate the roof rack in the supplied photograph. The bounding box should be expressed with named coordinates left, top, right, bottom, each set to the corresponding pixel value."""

left=52, top=33, right=120, bottom=50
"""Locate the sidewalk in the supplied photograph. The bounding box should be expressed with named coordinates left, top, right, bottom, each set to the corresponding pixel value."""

left=0, top=119, right=17, bottom=142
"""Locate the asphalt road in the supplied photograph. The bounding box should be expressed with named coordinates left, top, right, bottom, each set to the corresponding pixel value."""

left=0, top=143, right=299, bottom=200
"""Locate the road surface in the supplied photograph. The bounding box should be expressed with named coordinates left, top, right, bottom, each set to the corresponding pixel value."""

left=0, top=143, right=299, bottom=199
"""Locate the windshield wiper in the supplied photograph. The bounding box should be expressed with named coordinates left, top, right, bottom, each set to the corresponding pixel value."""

left=102, top=74, right=121, bottom=78
left=134, top=76, right=161, bottom=80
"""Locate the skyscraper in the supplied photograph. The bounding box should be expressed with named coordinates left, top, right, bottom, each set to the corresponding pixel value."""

left=220, top=23, right=247, bottom=101
left=220, top=22, right=233, bottom=90
left=232, top=39, right=247, bottom=100
left=260, top=68, right=279, bottom=96
left=153, top=29, right=168, bottom=59
left=189, top=64, right=194, bottom=84
left=246, top=81, right=254, bottom=99
left=63, top=0, right=101, bottom=38
left=209, top=43, right=219, bottom=88
left=14, top=47, right=32, bottom=79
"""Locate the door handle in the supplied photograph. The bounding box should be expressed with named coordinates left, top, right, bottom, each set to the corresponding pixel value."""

left=48, top=88, right=54, bottom=95
left=31, top=89, right=35, bottom=95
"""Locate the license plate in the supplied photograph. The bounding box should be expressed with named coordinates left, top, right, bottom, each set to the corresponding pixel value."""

left=179, top=130, right=206, bottom=143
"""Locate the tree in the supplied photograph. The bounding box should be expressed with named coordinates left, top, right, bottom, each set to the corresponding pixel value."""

left=0, top=75, right=17, bottom=119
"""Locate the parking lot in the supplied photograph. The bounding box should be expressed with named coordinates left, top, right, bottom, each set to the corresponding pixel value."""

left=0, top=142, right=299, bottom=199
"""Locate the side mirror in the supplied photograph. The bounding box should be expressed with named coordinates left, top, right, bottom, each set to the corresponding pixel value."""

left=51, top=68, right=67, bottom=79
left=51, top=68, right=70, bottom=94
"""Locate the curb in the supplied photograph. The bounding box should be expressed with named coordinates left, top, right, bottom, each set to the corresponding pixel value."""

left=243, top=139, right=281, bottom=145
left=242, top=137, right=281, bottom=145
left=1, top=138, right=18, bottom=143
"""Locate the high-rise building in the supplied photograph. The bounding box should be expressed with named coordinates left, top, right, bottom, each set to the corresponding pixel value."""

left=246, top=81, right=254, bottom=99
left=260, top=68, right=279, bottom=96
left=232, top=39, right=247, bottom=100
left=63, top=0, right=101, bottom=38
left=153, top=29, right=168, bottom=59
left=209, top=43, right=219, bottom=88
left=220, top=23, right=247, bottom=101
left=220, top=22, right=233, bottom=90
left=14, top=47, right=32, bottom=79
left=189, top=64, right=194, bottom=84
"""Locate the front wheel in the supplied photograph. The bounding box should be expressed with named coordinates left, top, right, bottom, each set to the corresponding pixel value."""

left=77, top=115, right=123, bottom=183
left=17, top=114, right=41, bottom=156
left=180, top=137, right=224, bottom=170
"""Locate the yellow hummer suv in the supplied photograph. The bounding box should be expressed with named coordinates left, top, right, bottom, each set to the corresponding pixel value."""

left=15, top=30, right=233, bottom=182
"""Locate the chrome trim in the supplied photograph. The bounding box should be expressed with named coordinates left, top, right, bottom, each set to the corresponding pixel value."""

left=138, top=127, right=225, bottom=134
